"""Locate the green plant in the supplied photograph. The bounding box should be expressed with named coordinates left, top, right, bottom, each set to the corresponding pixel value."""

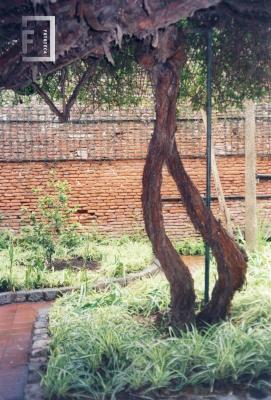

left=0, top=277, right=14, bottom=292
left=0, top=234, right=17, bottom=292
left=175, top=239, right=205, bottom=256
left=59, top=224, right=81, bottom=249
left=24, top=249, right=47, bottom=289
left=7, top=236, right=14, bottom=287
left=100, top=238, right=153, bottom=278
left=20, top=174, right=80, bottom=267
left=0, top=229, right=13, bottom=250
left=256, top=219, right=271, bottom=249
left=42, top=241, right=271, bottom=399
left=0, top=233, right=154, bottom=292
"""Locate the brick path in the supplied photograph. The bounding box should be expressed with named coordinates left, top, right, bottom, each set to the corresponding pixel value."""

left=0, top=302, right=52, bottom=400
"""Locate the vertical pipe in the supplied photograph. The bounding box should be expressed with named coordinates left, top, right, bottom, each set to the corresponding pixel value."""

left=204, top=28, right=212, bottom=304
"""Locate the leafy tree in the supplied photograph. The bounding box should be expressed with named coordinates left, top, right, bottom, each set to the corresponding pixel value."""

left=12, top=43, right=146, bottom=120
left=179, top=18, right=270, bottom=110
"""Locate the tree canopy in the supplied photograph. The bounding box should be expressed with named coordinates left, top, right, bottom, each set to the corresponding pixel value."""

left=0, top=1, right=270, bottom=114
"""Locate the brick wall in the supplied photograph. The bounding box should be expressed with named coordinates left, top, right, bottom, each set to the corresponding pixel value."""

left=0, top=101, right=270, bottom=162
left=0, top=156, right=270, bottom=239
left=0, top=100, right=270, bottom=239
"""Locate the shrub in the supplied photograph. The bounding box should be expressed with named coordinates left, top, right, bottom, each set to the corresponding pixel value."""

left=20, top=175, right=80, bottom=267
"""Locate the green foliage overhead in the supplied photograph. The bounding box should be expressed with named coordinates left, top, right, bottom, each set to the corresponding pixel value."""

left=2, top=17, right=270, bottom=112
left=179, top=18, right=270, bottom=110
left=10, top=40, right=147, bottom=111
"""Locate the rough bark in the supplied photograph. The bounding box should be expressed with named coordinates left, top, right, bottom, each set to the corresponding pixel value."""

left=140, top=29, right=195, bottom=328
left=2, top=0, right=269, bottom=90
left=139, top=25, right=247, bottom=327
left=166, top=141, right=247, bottom=324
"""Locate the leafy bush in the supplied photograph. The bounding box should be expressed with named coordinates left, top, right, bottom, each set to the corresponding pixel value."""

left=20, top=175, right=80, bottom=267
left=175, top=239, right=205, bottom=256
left=59, top=224, right=81, bottom=249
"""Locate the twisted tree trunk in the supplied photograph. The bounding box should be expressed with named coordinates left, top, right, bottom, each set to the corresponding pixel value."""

left=166, top=141, right=247, bottom=324
left=139, top=27, right=247, bottom=327
left=140, top=33, right=195, bottom=328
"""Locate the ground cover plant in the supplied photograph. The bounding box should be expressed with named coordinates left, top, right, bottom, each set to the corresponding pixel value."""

left=43, top=242, right=271, bottom=400
left=175, top=239, right=204, bottom=256
left=0, top=229, right=203, bottom=292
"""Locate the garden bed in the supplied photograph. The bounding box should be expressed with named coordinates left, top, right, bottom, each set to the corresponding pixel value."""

left=42, top=242, right=271, bottom=399
left=0, top=230, right=204, bottom=295
left=0, top=234, right=154, bottom=293
left=0, top=178, right=157, bottom=294
left=0, top=261, right=160, bottom=305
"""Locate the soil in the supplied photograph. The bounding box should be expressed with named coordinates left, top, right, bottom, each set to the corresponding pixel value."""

left=51, top=256, right=99, bottom=271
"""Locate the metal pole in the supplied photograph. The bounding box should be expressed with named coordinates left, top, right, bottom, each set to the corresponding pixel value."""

left=204, top=28, right=212, bottom=304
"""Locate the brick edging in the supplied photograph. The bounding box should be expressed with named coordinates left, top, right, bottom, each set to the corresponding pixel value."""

left=0, top=260, right=161, bottom=306
left=24, top=308, right=50, bottom=400
left=0, top=287, right=76, bottom=305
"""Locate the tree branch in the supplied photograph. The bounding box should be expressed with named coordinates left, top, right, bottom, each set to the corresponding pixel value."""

left=31, top=82, right=63, bottom=121
left=32, top=59, right=99, bottom=122
left=63, top=60, right=99, bottom=121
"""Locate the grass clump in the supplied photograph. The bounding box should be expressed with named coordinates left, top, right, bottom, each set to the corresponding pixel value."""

left=0, top=229, right=13, bottom=250
left=75, top=233, right=153, bottom=278
left=43, top=242, right=271, bottom=399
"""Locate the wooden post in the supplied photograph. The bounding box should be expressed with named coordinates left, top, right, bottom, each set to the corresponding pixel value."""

left=201, top=109, right=234, bottom=236
left=245, top=100, right=257, bottom=251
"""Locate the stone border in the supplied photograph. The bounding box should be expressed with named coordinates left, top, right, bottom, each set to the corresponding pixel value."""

left=0, top=260, right=161, bottom=306
left=24, top=308, right=51, bottom=400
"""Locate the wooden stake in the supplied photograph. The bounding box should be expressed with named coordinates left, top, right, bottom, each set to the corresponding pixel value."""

left=201, top=109, right=234, bottom=236
left=244, top=100, right=257, bottom=251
